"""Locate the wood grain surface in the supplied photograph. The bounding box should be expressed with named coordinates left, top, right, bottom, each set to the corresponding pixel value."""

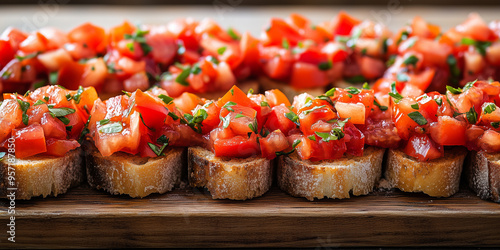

left=1, top=183, right=499, bottom=248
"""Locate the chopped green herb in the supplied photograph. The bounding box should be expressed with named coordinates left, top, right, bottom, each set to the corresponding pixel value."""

left=285, top=111, right=299, bottom=126
left=346, top=86, right=360, bottom=95
left=65, top=94, right=73, bottom=101
left=373, top=99, right=388, bottom=111
left=491, top=121, right=500, bottom=129
left=315, top=129, right=344, bottom=142
left=33, top=100, right=45, bottom=106
left=461, top=37, right=491, bottom=56
left=227, top=28, right=240, bottom=40
left=17, top=99, right=30, bottom=126
left=140, top=113, right=155, bottom=131
left=260, top=101, right=270, bottom=107
left=124, top=27, right=152, bottom=55
left=99, top=122, right=123, bottom=134
left=247, top=88, right=254, bottom=95
left=49, top=107, right=75, bottom=117
left=325, top=87, right=336, bottom=97
left=446, top=85, right=463, bottom=94
left=275, top=139, right=301, bottom=156
left=223, top=101, right=237, bottom=112
left=408, top=111, right=427, bottom=125
left=73, top=86, right=84, bottom=104
left=158, top=94, right=174, bottom=105
left=302, top=105, right=326, bottom=116
left=318, top=61, right=333, bottom=71
left=411, top=103, right=419, bottom=110
left=389, top=82, right=403, bottom=102
left=466, top=106, right=478, bottom=124
left=435, top=98, right=443, bottom=106
left=175, top=67, right=191, bottom=86
left=15, top=52, right=38, bottom=62
left=217, top=46, right=227, bottom=55
left=49, top=71, right=58, bottom=85
left=99, top=119, right=110, bottom=125
left=248, top=120, right=258, bottom=133
left=362, top=82, right=370, bottom=89
left=447, top=55, right=461, bottom=84
left=221, top=113, right=231, bottom=129
left=231, top=89, right=234, bottom=95
left=403, top=55, right=419, bottom=66
left=282, top=38, right=290, bottom=49
left=234, top=112, right=245, bottom=119
left=308, top=135, right=316, bottom=141
left=483, top=103, right=496, bottom=114
left=345, top=75, right=366, bottom=83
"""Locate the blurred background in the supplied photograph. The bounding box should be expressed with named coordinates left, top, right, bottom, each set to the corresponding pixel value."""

left=0, top=1, right=499, bottom=35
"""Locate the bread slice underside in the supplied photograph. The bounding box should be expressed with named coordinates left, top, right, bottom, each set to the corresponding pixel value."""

left=188, top=146, right=272, bottom=200
left=385, top=147, right=467, bottom=198
left=0, top=148, right=83, bottom=200
left=466, top=151, right=500, bottom=203
left=86, top=147, right=184, bottom=198
left=278, top=146, right=385, bottom=201
left=258, top=76, right=326, bottom=102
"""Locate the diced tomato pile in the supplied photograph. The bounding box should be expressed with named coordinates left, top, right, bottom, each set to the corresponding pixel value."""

left=0, top=85, right=97, bottom=158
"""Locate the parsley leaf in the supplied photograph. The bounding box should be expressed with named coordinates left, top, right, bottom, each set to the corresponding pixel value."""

left=408, top=111, right=427, bottom=125
left=99, top=122, right=123, bottom=134
left=158, top=94, right=174, bottom=105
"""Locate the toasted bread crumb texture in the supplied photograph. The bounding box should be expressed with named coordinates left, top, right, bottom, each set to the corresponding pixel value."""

left=467, top=151, right=500, bottom=202
left=258, top=76, right=326, bottom=102
left=86, top=147, right=184, bottom=198
left=278, top=146, right=385, bottom=201
left=385, top=148, right=467, bottom=198
left=188, top=146, right=272, bottom=200
left=0, top=149, right=83, bottom=200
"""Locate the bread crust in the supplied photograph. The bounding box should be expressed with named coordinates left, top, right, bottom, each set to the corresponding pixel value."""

left=86, top=146, right=184, bottom=198
left=466, top=151, right=500, bottom=202
left=258, top=76, right=326, bottom=102
left=0, top=149, right=83, bottom=200
left=385, top=147, right=467, bottom=197
left=277, top=146, right=385, bottom=201
left=188, top=146, right=272, bottom=200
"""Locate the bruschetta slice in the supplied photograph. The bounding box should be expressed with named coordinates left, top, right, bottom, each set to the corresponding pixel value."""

left=0, top=85, right=98, bottom=199
left=85, top=87, right=203, bottom=198
left=187, top=86, right=292, bottom=200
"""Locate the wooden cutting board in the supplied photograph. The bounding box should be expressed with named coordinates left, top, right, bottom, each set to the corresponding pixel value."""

left=1, top=184, right=499, bottom=248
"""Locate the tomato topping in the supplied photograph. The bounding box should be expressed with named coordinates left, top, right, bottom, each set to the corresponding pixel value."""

left=45, top=139, right=80, bottom=157
left=13, top=124, right=47, bottom=159
left=213, top=134, right=260, bottom=158
left=404, top=134, right=443, bottom=161
left=259, top=130, right=290, bottom=160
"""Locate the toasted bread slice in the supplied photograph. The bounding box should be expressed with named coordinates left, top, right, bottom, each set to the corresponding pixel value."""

left=0, top=149, right=83, bottom=200
left=385, top=147, right=467, bottom=197
left=277, top=146, right=385, bottom=201
left=258, top=76, right=326, bottom=102
left=466, top=151, right=500, bottom=203
left=188, top=146, right=272, bottom=200
left=86, top=146, right=184, bottom=198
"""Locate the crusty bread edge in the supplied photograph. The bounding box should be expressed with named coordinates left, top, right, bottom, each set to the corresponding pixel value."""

left=86, top=146, right=184, bottom=198
left=278, top=146, right=385, bottom=201
left=0, top=149, right=84, bottom=200
left=466, top=151, right=500, bottom=203
left=385, top=147, right=467, bottom=198
left=188, top=146, right=272, bottom=200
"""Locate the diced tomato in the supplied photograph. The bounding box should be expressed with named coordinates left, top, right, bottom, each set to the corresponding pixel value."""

left=19, top=32, right=48, bottom=54
left=332, top=11, right=361, bottom=36
left=40, top=112, right=67, bottom=139
left=146, top=28, right=177, bottom=65
left=290, top=62, right=329, bottom=89
left=123, top=72, right=149, bottom=92
left=260, top=47, right=293, bottom=80
left=37, top=48, right=73, bottom=72
left=45, top=138, right=79, bottom=156
left=478, top=130, right=500, bottom=153
left=174, top=92, right=202, bottom=114
left=259, top=130, right=290, bottom=160
left=429, top=116, right=467, bottom=146
left=217, top=85, right=259, bottom=110
left=309, top=136, right=347, bottom=161
left=321, top=42, right=349, bottom=63
left=298, top=105, right=337, bottom=135
left=359, top=56, right=385, bottom=80
left=213, top=61, right=236, bottom=90
left=264, top=104, right=296, bottom=135
left=265, top=89, right=291, bottom=107
left=13, top=123, right=47, bottom=159
left=68, top=23, right=107, bottom=54
left=56, top=60, right=85, bottom=90
left=0, top=99, right=23, bottom=142
left=213, top=134, right=260, bottom=158
left=392, top=98, right=422, bottom=140
left=95, top=111, right=141, bottom=157
left=27, top=103, right=49, bottom=125
left=81, top=58, right=108, bottom=87
left=262, top=18, right=302, bottom=46
left=0, top=40, right=15, bottom=68
left=1, top=27, right=27, bottom=51
left=404, top=134, right=443, bottom=161
left=240, top=32, right=261, bottom=73
left=134, top=90, right=169, bottom=130
left=343, top=121, right=365, bottom=156
left=335, top=102, right=366, bottom=124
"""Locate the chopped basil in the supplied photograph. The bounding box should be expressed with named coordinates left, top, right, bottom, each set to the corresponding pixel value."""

left=124, top=28, right=152, bottom=55
left=260, top=101, right=270, bottom=107
left=408, top=111, right=427, bottom=125
left=247, top=88, right=254, bottom=95
left=158, top=94, right=174, bottom=105
left=99, top=122, right=123, bottom=134
left=140, top=113, right=155, bottom=131
left=58, top=117, right=70, bottom=125
left=282, top=38, right=290, bottom=49
left=388, top=82, right=403, bottom=102
left=491, top=122, right=500, bottom=129
left=33, top=80, right=47, bottom=89
left=33, top=100, right=45, bottom=106
left=99, top=119, right=110, bottom=125
left=175, top=67, right=191, bottom=86
left=49, top=107, right=75, bottom=117
left=316, top=95, right=335, bottom=107
left=285, top=111, right=299, bottom=126
left=325, top=87, right=336, bottom=97
left=15, top=52, right=38, bottom=62
left=184, top=109, right=208, bottom=133
left=221, top=113, right=231, bottom=129
left=217, top=46, right=227, bottom=55
left=345, top=75, right=366, bottom=83
left=346, top=86, right=360, bottom=95
left=49, top=71, right=59, bottom=85
left=403, top=55, right=419, bottom=66
left=466, top=106, right=478, bottom=124
left=207, top=56, right=219, bottom=65
left=461, top=37, right=491, bottom=56
left=66, top=125, right=73, bottom=132
left=435, top=98, right=442, bottom=106
left=231, top=89, right=234, bottom=95
left=122, top=90, right=131, bottom=97
left=315, top=128, right=344, bottom=142
left=483, top=103, right=496, bottom=114
left=446, top=85, right=462, bottom=94
left=463, top=80, right=477, bottom=92
left=308, top=135, right=316, bottom=141
left=167, top=110, right=179, bottom=120
left=17, top=99, right=30, bottom=126
left=148, top=137, right=170, bottom=157
left=223, top=101, right=237, bottom=112
left=447, top=55, right=461, bottom=84
left=318, top=61, right=332, bottom=71
left=234, top=112, right=246, bottom=119
left=362, top=82, right=370, bottom=89
left=227, top=28, right=240, bottom=40
left=78, top=115, right=91, bottom=143
left=248, top=119, right=258, bottom=133
left=72, top=86, right=84, bottom=104
left=373, top=99, right=388, bottom=111
left=65, top=93, right=73, bottom=101
left=302, top=105, right=326, bottom=116
left=411, top=103, right=419, bottom=110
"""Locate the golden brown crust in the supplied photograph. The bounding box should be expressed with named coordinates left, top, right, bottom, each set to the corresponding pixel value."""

left=466, top=151, right=500, bottom=203
left=258, top=76, right=326, bottom=102
left=188, top=146, right=272, bottom=200
left=277, top=146, right=385, bottom=201
left=86, top=147, right=184, bottom=198
left=385, top=148, right=467, bottom=197
left=0, top=149, right=83, bottom=200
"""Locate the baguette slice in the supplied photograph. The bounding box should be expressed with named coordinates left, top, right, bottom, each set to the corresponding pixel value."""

left=188, top=146, right=272, bottom=200
left=385, top=147, right=467, bottom=197
left=0, top=149, right=83, bottom=200
left=86, top=146, right=184, bottom=198
left=466, top=151, right=500, bottom=203
left=278, top=146, right=385, bottom=201
left=258, top=76, right=326, bottom=102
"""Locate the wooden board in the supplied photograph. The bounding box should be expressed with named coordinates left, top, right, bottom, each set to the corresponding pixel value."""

left=1, top=183, right=499, bottom=248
